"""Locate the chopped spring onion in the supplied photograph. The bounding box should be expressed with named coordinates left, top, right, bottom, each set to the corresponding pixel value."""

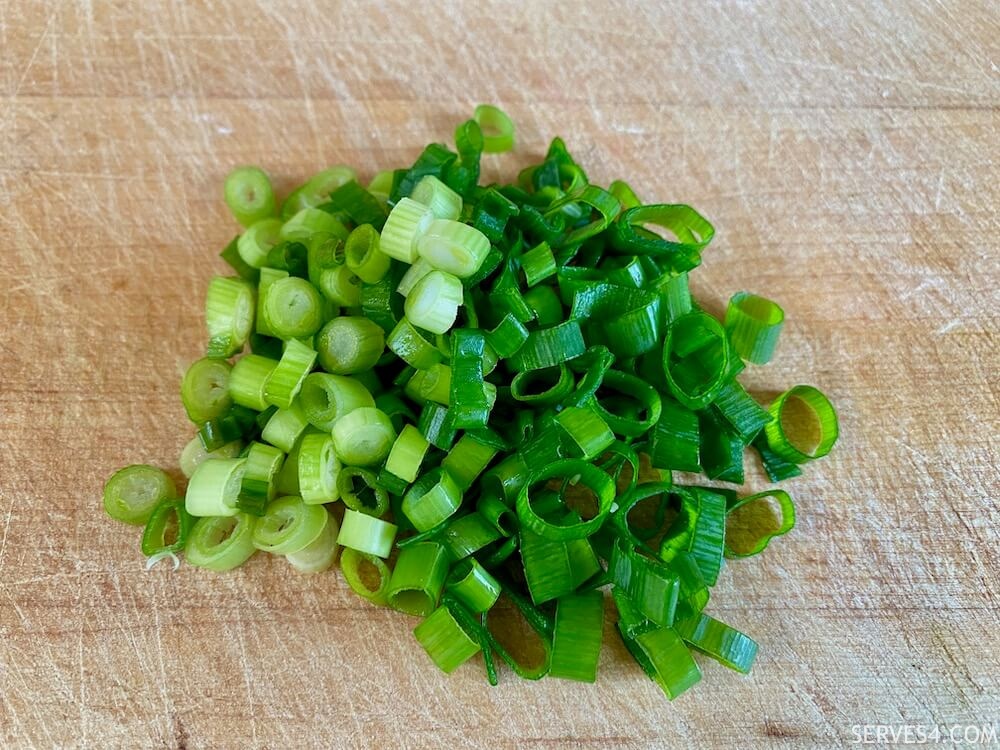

left=331, top=407, right=395, bottom=466
left=237, top=441, right=285, bottom=513
left=285, top=508, right=340, bottom=573
left=385, top=424, right=430, bottom=483
left=141, top=498, right=194, bottom=557
left=104, top=104, right=839, bottom=700
left=186, top=513, right=258, bottom=571
left=473, top=104, right=515, bottom=153
left=252, top=495, right=328, bottom=554
left=224, top=166, right=277, bottom=228
left=205, top=276, right=255, bottom=357
left=549, top=591, right=604, bottom=683
left=237, top=217, right=282, bottom=268
left=228, top=353, right=278, bottom=411
left=411, top=175, right=462, bottom=221
left=179, top=436, right=242, bottom=479
left=414, top=603, right=482, bottom=673
left=764, top=385, right=839, bottom=464
left=315, top=317, right=384, bottom=375
left=338, top=508, right=397, bottom=558
left=416, top=219, right=490, bottom=278
left=380, top=197, right=434, bottom=262
left=297, top=432, right=341, bottom=505
left=340, top=548, right=392, bottom=604
left=262, top=276, right=325, bottom=340
left=103, top=465, right=176, bottom=526
left=185, top=458, right=246, bottom=517
left=404, top=270, right=464, bottom=334
left=299, top=372, right=374, bottom=431
left=180, top=357, right=233, bottom=424
left=344, top=224, right=391, bottom=283
left=725, top=292, right=784, bottom=365
left=386, top=541, right=450, bottom=616
left=264, top=338, right=316, bottom=409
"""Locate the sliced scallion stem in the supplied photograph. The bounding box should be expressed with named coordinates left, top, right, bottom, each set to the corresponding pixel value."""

left=224, top=166, right=277, bottom=227
left=104, top=465, right=176, bottom=526
left=185, top=458, right=246, bottom=517
left=331, top=407, right=395, bottom=466
left=337, top=508, right=397, bottom=558
left=186, top=513, right=258, bottom=571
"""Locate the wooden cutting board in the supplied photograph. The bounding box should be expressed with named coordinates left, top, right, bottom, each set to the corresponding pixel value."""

left=2, top=2, right=997, bottom=747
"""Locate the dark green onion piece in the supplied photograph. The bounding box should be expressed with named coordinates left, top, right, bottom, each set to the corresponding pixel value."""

left=448, top=329, right=490, bottom=430
left=386, top=541, right=450, bottom=616
left=674, top=613, right=758, bottom=674
left=549, top=591, right=604, bottom=683
left=620, top=625, right=701, bottom=700
left=725, top=489, right=795, bottom=558
left=516, top=460, right=615, bottom=542
left=725, top=292, right=784, bottom=365
left=414, top=603, right=483, bottom=674
left=140, top=499, right=194, bottom=556
left=662, top=311, right=732, bottom=411
left=337, top=466, right=389, bottom=517
left=446, top=558, right=502, bottom=612
left=764, top=385, right=839, bottom=464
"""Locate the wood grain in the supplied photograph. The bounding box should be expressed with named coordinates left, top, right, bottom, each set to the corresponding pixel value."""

left=1, top=1, right=998, bottom=748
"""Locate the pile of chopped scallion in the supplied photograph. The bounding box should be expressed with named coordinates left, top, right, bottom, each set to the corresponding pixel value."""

left=102, top=105, right=838, bottom=699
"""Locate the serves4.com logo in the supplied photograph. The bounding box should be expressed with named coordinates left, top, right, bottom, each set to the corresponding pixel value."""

left=851, top=724, right=999, bottom=745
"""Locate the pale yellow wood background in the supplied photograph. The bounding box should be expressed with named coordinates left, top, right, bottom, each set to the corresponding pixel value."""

left=1, top=1, right=998, bottom=748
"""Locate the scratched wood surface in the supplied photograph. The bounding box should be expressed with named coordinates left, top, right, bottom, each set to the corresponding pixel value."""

left=1, top=1, right=998, bottom=748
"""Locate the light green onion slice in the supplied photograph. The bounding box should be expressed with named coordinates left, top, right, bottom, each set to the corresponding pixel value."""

left=473, top=104, right=515, bottom=153
left=237, top=217, right=282, bottom=268
left=315, top=317, right=384, bottom=375
left=252, top=495, right=328, bottom=554
left=404, top=270, right=463, bottom=334
left=340, top=548, right=392, bottom=604
left=380, top=197, right=434, bottom=262
left=185, top=458, right=246, bottom=517
left=385, top=424, right=430, bottom=483
left=180, top=357, right=233, bottom=424
left=186, top=513, right=258, bottom=571
left=345, top=224, right=391, bottom=283
left=416, top=219, right=490, bottom=278
left=297, top=432, right=341, bottom=505
left=180, top=436, right=242, bottom=479
left=261, top=400, right=310, bottom=453
left=411, top=175, right=462, bottom=221
left=298, top=372, right=374, bottom=431
left=331, top=407, right=395, bottom=466
left=103, top=465, right=176, bottom=526
left=262, top=277, right=324, bottom=341
left=224, top=166, right=277, bottom=227
left=285, top=508, right=339, bottom=574
left=228, top=354, right=278, bottom=411
left=337, top=508, right=397, bottom=558
left=205, top=276, right=255, bottom=357
left=263, top=338, right=316, bottom=409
